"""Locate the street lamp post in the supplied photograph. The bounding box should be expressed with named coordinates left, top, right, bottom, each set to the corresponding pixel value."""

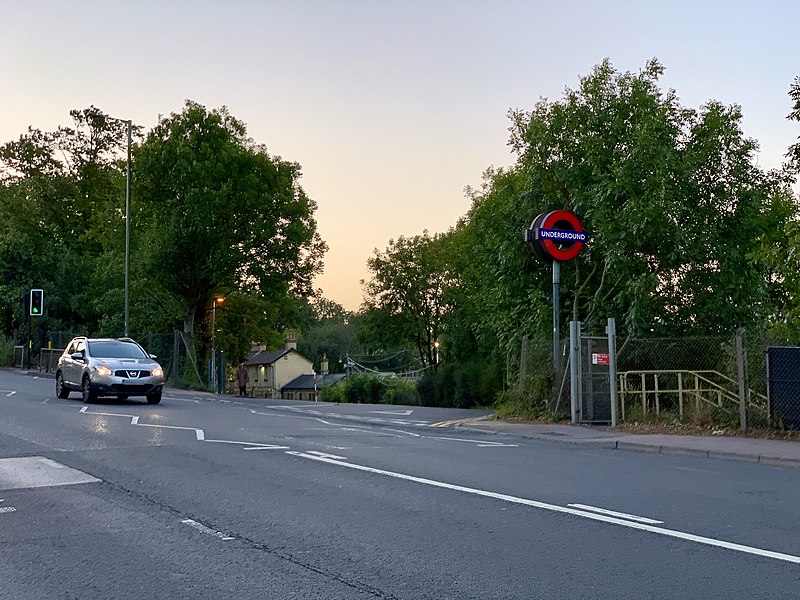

left=123, top=119, right=131, bottom=337
left=107, top=114, right=133, bottom=336
left=211, top=296, right=224, bottom=392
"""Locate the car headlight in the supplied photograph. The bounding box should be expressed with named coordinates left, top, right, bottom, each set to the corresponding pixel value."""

left=152, top=367, right=163, bottom=378
left=96, top=365, right=113, bottom=376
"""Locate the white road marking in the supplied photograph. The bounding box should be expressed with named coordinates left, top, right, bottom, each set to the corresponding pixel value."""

left=567, top=504, right=664, bottom=524
left=135, top=423, right=205, bottom=440
left=0, top=456, right=101, bottom=490
left=369, top=409, right=413, bottom=416
left=181, top=518, right=234, bottom=540
left=205, top=440, right=288, bottom=450
left=383, top=428, right=422, bottom=437
left=168, top=397, right=201, bottom=404
left=306, top=450, right=348, bottom=460
left=0, top=506, right=16, bottom=514
left=79, top=407, right=205, bottom=440
left=428, top=435, right=517, bottom=448
left=6, top=391, right=17, bottom=397
left=288, top=452, right=800, bottom=565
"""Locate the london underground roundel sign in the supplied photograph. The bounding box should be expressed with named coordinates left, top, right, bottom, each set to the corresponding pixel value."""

left=527, top=210, right=587, bottom=262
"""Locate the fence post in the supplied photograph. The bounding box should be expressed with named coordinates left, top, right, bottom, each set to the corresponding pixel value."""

left=607, top=317, right=618, bottom=427
left=735, top=328, right=748, bottom=431
left=641, top=373, right=647, bottom=415
left=569, top=321, right=581, bottom=425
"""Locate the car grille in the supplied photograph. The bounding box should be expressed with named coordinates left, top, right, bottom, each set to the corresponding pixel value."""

left=114, top=370, right=151, bottom=378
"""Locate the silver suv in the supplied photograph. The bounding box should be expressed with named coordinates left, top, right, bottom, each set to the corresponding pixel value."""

left=55, top=337, right=165, bottom=404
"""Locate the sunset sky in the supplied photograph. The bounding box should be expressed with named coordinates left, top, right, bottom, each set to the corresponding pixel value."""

left=2, top=0, right=798, bottom=310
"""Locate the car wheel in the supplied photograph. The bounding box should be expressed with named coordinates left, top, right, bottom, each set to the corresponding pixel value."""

left=82, top=375, right=97, bottom=404
left=146, top=390, right=162, bottom=405
left=55, top=372, right=70, bottom=399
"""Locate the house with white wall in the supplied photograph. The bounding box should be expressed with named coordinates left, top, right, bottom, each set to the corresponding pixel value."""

left=245, top=334, right=313, bottom=398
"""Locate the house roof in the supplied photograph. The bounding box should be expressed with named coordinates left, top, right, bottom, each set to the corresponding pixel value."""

left=246, top=348, right=293, bottom=366
left=281, top=373, right=347, bottom=391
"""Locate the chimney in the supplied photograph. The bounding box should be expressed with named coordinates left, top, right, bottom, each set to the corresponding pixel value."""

left=285, top=332, right=297, bottom=350
left=321, top=354, right=329, bottom=375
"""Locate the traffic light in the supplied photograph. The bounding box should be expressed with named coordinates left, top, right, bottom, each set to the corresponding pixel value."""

left=30, top=289, right=44, bottom=316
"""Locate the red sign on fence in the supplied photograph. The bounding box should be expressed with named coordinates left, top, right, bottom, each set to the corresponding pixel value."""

left=592, top=353, right=610, bottom=366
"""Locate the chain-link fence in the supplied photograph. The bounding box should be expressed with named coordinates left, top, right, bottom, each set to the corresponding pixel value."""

left=513, top=327, right=800, bottom=431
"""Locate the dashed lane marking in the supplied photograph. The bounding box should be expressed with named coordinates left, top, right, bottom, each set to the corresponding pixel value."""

left=181, top=518, right=235, bottom=541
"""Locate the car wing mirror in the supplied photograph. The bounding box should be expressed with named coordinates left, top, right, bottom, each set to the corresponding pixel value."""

left=149, top=354, right=158, bottom=360
left=70, top=352, right=84, bottom=361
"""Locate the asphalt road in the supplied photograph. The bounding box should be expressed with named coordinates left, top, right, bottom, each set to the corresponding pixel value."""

left=1, top=369, right=798, bottom=599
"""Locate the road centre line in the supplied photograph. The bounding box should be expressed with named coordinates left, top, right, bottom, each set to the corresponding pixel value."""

left=287, top=452, right=800, bottom=565
left=567, top=503, right=663, bottom=524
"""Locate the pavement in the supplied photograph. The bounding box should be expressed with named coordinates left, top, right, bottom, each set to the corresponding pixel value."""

left=16, top=368, right=800, bottom=468
left=456, top=418, right=800, bottom=468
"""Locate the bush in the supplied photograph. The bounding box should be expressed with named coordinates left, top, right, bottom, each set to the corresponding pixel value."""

left=319, top=384, right=346, bottom=403
left=417, top=359, right=501, bottom=409
left=318, top=374, right=419, bottom=405
left=0, top=335, right=14, bottom=367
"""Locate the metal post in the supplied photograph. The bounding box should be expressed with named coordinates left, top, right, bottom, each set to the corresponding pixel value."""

left=552, top=260, right=560, bottom=378
left=211, top=299, right=216, bottom=392
left=607, top=317, right=618, bottom=427
left=569, top=320, right=581, bottom=424
left=124, top=120, right=131, bottom=337
left=735, top=328, right=748, bottom=431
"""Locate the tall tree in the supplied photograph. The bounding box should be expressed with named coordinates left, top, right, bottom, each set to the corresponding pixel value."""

left=134, top=101, right=327, bottom=339
left=362, top=231, right=454, bottom=368
left=0, top=107, right=137, bottom=335
left=787, top=76, right=800, bottom=173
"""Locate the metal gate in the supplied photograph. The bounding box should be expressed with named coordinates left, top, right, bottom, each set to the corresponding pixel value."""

left=569, top=319, right=618, bottom=426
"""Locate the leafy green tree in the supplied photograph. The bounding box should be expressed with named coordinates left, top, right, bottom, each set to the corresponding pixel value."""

left=296, top=297, right=360, bottom=372
left=0, top=107, right=137, bottom=337
left=499, top=58, right=794, bottom=337
left=362, top=231, right=454, bottom=368
left=134, top=101, right=327, bottom=340
left=787, top=76, right=800, bottom=173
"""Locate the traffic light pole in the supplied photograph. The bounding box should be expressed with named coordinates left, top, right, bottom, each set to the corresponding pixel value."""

left=124, top=120, right=131, bottom=337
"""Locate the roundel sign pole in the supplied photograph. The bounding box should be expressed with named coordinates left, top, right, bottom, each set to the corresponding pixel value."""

left=524, top=210, right=587, bottom=377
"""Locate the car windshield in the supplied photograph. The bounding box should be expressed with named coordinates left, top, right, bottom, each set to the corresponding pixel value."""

left=87, top=340, right=148, bottom=359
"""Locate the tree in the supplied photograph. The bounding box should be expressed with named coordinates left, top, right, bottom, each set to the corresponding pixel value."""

left=134, top=101, right=327, bottom=340
left=787, top=76, right=800, bottom=173
left=499, top=58, right=795, bottom=337
left=407, top=58, right=797, bottom=409
left=362, top=231, right=454, bottom=368
left=0, top=107, right=138, bottom=336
